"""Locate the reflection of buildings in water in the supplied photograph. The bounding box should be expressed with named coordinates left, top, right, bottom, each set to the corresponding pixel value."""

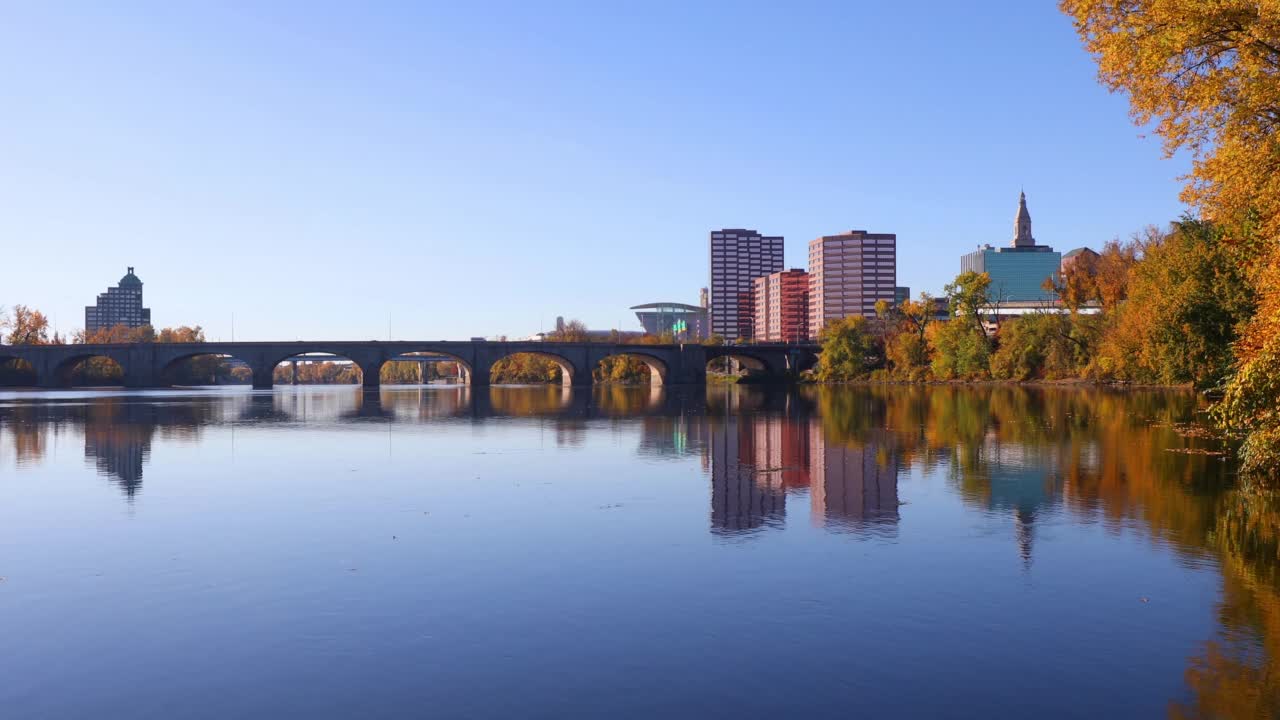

left=970, top=440, right=1066, bottom=567
left=809, top=425, right=900, bottom=531
left=709, top=415, right=787, bottom=533
left=705, top=411, right=900, bottom=535
left=637, top=415, right=710, bottom=460
left=0, top=396, right=234, bottom=498
left=83, top=421, right=153, bottom=497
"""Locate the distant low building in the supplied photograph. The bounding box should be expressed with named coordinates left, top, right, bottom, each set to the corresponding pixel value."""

left=1060, top=247, right=1100, bottom=272
left=960, top=192, right=1061, bottom=302
left=85, top=267, right=151, bottom=333
left=632, top=302, right=709, bottom=340
left=894, top=286, right=910, bottom=306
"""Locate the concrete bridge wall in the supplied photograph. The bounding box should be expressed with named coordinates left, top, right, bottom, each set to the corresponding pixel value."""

left=0, top=341, right=820, bottom=389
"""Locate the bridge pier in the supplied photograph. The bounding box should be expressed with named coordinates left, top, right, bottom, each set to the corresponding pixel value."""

left=252, top=365, right=275, bottom=390
left=361, top=360, right=383, bottom=390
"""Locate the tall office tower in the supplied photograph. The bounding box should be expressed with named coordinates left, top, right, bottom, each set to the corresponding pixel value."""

left=709, top=229, right=783, bottom=341
left=807, top=230, right=897, bottom=338
left=85, top=267, right=152, bottom=333
left=752, top=269, right=810, bottom=343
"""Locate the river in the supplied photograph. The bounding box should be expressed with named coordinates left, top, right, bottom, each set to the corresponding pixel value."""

left=0, top=385, right=1273, bottom=719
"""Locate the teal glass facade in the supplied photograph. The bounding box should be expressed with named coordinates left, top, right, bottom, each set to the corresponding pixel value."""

left=960, top=247, right=1061, bottom=302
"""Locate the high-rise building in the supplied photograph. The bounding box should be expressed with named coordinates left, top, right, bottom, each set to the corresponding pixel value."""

left=752, top=269, right=809, bottom=343
left=85, top=267, right=151, bottom=333
left=807, top=230, right=897, bottom=338
left=894, top=286, right=911, bottom=306
left=960, top=192, right=1061, bottom=302
left=709, top=229, right=783, bottom=341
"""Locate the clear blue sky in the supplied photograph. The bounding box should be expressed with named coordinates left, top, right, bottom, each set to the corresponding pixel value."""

left=0, top=1, right=1187, bottom=341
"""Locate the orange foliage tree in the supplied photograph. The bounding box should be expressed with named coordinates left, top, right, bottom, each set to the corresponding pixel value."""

left=1062, top=0, right=1280, bottom=475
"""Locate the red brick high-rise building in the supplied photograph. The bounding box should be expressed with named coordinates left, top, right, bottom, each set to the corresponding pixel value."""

left=752, top=269, right=810, bottom=343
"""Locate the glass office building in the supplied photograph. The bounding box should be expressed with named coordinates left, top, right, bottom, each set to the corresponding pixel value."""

left=960, top=193, right=1061, bottom=302
left=632, top=302, right=709, bottom=341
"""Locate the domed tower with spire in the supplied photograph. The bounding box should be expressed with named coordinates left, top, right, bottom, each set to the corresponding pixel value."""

left=1013, top=191, right=1036, bottom=248
left=958, top=190, right=1062, bottom=302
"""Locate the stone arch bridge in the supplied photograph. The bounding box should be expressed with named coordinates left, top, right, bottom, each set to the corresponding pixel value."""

left=0, top=341, right=820, bottom=389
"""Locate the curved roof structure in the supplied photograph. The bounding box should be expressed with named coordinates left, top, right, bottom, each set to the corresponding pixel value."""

left=630, top=302, right=704, bottom=312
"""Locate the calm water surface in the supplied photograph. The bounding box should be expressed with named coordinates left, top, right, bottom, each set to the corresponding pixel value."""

left=0, top=385, right=1274, bottom=719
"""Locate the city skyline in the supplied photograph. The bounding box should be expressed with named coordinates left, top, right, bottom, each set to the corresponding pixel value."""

left=1, top=3, right=1187, bottom=341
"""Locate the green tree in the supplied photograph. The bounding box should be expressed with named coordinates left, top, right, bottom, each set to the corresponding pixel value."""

left=1097, top=220, right=1258, bottom=388
left=990, top=313, right=1092, bottom=381
left=815, top=316, right=875, bottom=381
left=926, top=319, right=990, bottom=380
left=944, top=271, right=992, bottom=339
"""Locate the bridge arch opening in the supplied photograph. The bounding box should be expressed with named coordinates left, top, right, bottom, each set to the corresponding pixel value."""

left=55, top=354, right=127, bottom=387
left=274, top=353, right=365, bottom=385
left=160, top=353, right=252, bottom=386
left=489, top=352, right=577, bottom=386
left=594, top=352, right=667, bottom=386
left=0, top=357, right=37, bottom=387
left=381, top=352, right=472, bottom=385
left=706, top=352, right=772, bottom=381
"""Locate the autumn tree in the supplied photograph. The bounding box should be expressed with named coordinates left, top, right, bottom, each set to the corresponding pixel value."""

left=1062, top=0, right=1280, bottom=474
left=549, top=319, right=589, bottom=343
left=884, top=294, right=935, bottom=379
left=5, top=305, right=51, bottom=345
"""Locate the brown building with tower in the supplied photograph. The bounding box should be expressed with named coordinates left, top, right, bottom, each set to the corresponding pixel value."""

left=752, top=269, right=810, bottom=343
left=85, top=267, right=152, bottom=333
left=807, top=230, right=897, bottom=338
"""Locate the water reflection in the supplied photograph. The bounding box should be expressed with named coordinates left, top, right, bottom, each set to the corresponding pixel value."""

left=0, top=384, right=1276, bottom=717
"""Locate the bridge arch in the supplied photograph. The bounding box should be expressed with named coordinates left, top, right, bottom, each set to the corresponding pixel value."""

left=159, top=352, right=252, bottom=386
left=488, top=350, right=582, bottom=386
left=594, top=351, right=668, bottom=386
left=53, top=353, right=128, bottom=387
left=268, top=351, right=368, bottom=387
left=0, top=355, right=37, bottom=387
left=383, top=350, right=474, bottom=385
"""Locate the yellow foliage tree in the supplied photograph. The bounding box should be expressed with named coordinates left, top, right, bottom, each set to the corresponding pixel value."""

left=1062, top=0, right=1280, bottom=475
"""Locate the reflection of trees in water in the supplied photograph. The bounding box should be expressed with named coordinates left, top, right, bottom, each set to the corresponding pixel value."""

left=803, top=383, right=1280, bottom=718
